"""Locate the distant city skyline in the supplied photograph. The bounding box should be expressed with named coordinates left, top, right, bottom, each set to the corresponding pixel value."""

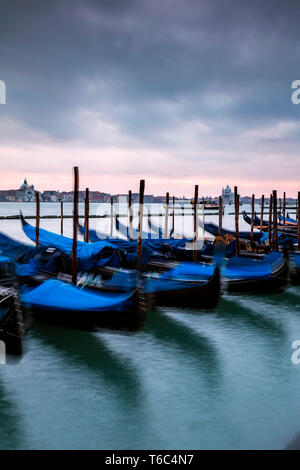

left=0, top=177, right=297, bottom=203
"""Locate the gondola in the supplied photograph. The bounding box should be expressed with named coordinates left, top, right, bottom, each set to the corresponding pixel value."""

left=147, top=214, right=163, bottom=239
left=115, top=215, right=150, bottom=239
left=247, top=214, right=298, bottom=249
left=202, top=218, right=294, bottom=252
left=0, top=256, right=23, bottom=355
left=20, top=278, right=147, bottom=331
left=279, top=214, right=297, bottom=226
left=242, top=211, right=262, bottom=227
left=144, top=262, right=220, bottom=309
left=78, top=221, right=193, bottom=267
left=290, top=252, right=300, bottom=285
left=0, top=227, right=148, bottom=331
left=20, top=213, right=121, bottom=271
left=80, top=220, right=229, bottom=264
left=82, top=260, right=221, bottom=310
left=200, top=220, right=264, bottom=243
left=244, top=211, right=298, bottom=235
left=252, top=211, right=297, bottom=231
left=18, top=220, right=222, bottom=310
left=222, top=251, right=289, bottom=293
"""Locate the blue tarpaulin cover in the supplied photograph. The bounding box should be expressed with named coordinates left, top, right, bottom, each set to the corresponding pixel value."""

left=144, top=277, right=207, bottom=293
left=80, top=223, right=190, bottom=264
left=291, top=253, right=300, bottom=269
left=143, top=261, right=217, bottom=293
left=160, top=262, right=215, bottom=280
left=22, top=222, right=120, bottom=270
left=0, top=231, right=40, bottom=262
left=21, top=279, right=135, bottom=312
left=0, top=254, right=16, bottom=279
left=222, top=252, right=283, bottom=280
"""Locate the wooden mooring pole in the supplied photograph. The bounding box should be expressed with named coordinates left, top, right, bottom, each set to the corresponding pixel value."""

left=268, top=194, right=273, bottom=245
left=250, top=194, right=255, bottom=245
left=35, top=191, right=40, bottom=246
left=84, top=188, right=89, bottom=243
left=171, top=196, right=175, bottom=237
left=137, top=180, right=145, bottom=271
left=260, top=195, right=264, bottom=231
left=128, top=190, right=133, bottom=241
left=60, top=200, right=64, bottom=235
left=272, top=190, right=278, bottom=251
left=218, top=196, right=223, bottom=235
left=234, top=186, right=240, bottom=256
left=283, top=191, right=286, bottom=226
left=72, top=166, right=79, bottom=285
left=110, top=196, right=114, bottom=237
left=279, top=198, right=282, bottom=216
left=193, top=185, right=198, bottom=262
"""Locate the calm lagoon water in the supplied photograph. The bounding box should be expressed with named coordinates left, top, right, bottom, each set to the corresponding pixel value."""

left=0, top=202, right=300, bottom=450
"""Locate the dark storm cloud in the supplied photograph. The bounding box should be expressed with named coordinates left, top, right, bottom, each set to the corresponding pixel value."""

left=0, top=0, right=300, bottom=191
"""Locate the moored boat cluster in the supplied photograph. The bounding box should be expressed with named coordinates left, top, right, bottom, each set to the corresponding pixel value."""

left=0, top=170, right=299, bottom=358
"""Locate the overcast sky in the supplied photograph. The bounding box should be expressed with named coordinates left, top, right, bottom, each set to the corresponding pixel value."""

left=1, top=0, right=300, bottom=196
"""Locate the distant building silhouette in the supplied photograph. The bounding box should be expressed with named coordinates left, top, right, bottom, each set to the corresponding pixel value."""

left=222, top=185, right=234, bottom=205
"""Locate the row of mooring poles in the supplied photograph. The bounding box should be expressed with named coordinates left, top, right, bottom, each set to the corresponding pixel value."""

left=70, top=171, right=146, bottom=283
left=34, top=171, right=300, bottom=285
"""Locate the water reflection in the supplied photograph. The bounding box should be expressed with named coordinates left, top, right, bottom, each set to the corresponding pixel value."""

left=145, top=308, right=221, bottom=387
left=32, top=323, right=143, bottom=409
left=218, top=295, right=286, bottom=339
left=0, top=380, right=24, bottom=449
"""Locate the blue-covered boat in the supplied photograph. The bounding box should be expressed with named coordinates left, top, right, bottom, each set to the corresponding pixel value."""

left=0, top=256, right=23, bottom=355
left=21, top=214, right=121, bottom=271
left=290, top=252, right=300, bottom=285
left=201, top=220, right=264, bottom=243
left=242, top=211, right=270, bottom=230
left=0, top=227, right=148, bottom=331
left=222, top=252, right=289, bottom=293
left=144, top=261, right=221, bottom=309
left=20, top=278, right=146, bottom=330
left=18, top=219, right=222, bottom=310
left=279, top=214, right=297, bottom=226
left=244, top=211, right=297, bottom=235
left=78, top=221, right=192, bottom=267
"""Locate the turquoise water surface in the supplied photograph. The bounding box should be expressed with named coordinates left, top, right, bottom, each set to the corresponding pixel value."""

left=0, top=203, right=300, bottom=450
